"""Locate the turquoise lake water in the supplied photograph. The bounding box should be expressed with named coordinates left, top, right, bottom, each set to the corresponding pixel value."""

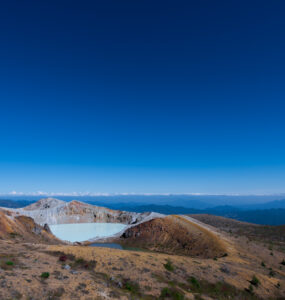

left=49, top=223, right=126, bottom=242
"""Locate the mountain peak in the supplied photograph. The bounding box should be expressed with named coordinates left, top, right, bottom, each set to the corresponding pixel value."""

left=23, top=198, right=66, bottom=211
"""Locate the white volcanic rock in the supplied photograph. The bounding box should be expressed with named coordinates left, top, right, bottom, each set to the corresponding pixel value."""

left=23, top=198, right=66, bottom=211
left=11, top=198, right=164, bottom=226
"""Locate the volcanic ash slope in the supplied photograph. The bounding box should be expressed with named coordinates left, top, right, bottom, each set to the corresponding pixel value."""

left=10, top=198, right=164, bottom=226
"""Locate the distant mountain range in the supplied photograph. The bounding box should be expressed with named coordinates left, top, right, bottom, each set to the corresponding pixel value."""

left=0, top=199, right=32, bottom=208
left=2, top=194, right=285, bottom=207
left=239, top=199, right=285, bottom=210
left=99, top=203, right=285, bottom=226
left=1, top=197, right=285, bottom=225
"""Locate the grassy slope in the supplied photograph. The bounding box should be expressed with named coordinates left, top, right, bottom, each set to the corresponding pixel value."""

left=0, top=213, right=284, bottom=299
left=190, top=214, right=285, bottom=252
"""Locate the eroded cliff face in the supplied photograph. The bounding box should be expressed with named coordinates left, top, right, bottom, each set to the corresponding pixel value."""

left=0, top=208, right=61, bottom=244
left=11, top=198, right=156, bottom=226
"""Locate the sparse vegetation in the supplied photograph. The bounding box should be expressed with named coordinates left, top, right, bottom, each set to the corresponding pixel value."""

left=1, top=199, right=285, bottom=300
left=59, top=255, right=67, bottom=262
left=246, top=284, right=254, bottom=295
left=40, top=272, right=50, bottom=279
left=123, top=280, right=140, bottom=294
left=51, top=251, right=97, bottom=270
left=9, top=232, right=20, bottom=238
left=0, top=254, right=17, bottom=270
left=190, top=214, right=285, bottom=252
left=186, top=277, right=261, bottom=299
left=164, top=259, right=174, bottom=271
left=160, top=287, right=184, bottom=300
left=188, top=276, right=200, bottom=291
left=250, top=275, right=260, bottom=287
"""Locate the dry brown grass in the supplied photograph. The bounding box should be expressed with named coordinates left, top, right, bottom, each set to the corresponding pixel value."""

left=117, top=215, right=227, bottom=258
left=0, top=210, right=284, bottom=299
left=48, top=241, right=285, bottom=299
left=191, top=214, right=285, bottom=251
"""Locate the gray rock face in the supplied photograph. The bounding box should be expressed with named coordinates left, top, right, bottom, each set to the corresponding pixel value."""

left=11, top=198, right=159, bottom=226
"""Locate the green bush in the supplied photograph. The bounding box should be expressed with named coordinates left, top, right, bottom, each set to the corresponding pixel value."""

left=188, top=276, right=201, bottom=292
left=250, top=275, right=259, bottom=287
left=40, top=272, right=50, bottom=279
left=124, top=280, right=140, bottom=294
left=164, top=260, right=174, bottom=272
left=280, top=259, right=285, bottom=266
left=247, top=284, right=254, bottom=295
left=261, top=261, right=265, bottom=267
left=5, top=261, right=14, bottom=266
left=160, top=287, right=184, bottom=300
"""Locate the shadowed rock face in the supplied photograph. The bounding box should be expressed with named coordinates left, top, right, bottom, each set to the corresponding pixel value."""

left=11, top=198, right=157, bottom=226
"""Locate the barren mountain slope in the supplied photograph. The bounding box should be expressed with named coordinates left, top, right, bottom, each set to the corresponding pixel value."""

left=11, top=198, right=161, bottom=226
left=0, top=201, right=284, bottom=299
left=190, top=214, right=285, bottom=251
left=116, top=215, right=227, bottom=258
left=0, top=208, right=61, bottom=244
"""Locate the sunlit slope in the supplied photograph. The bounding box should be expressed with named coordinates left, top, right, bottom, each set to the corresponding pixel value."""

left=117, top=215, right=227, bottom=258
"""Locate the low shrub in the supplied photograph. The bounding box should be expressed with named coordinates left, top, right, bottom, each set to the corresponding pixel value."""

left=261, top=261, right=265, bottom=267
left=59, top=255, right=67, bottom=262
left=188, top=276, right=200, bottom=292
left=164, top=260, right=174, bottom=272
left=71, top=257, right=96, bottom=270
left=160, top=287, right=184, bottom=300
left=40, top=272, right=50, bottom=279
left=250, top=275, right=260, bottom=287
left=123, top=280, right=140, bottom=294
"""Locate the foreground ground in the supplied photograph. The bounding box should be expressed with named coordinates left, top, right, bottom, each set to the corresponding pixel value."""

left=0, top=214, right=284, bottom=299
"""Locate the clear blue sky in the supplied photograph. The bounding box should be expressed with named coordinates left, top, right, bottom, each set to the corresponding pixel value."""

left=0, top=1, right=285, bottom=195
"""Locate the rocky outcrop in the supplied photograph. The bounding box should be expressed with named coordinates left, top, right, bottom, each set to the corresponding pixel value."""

left=0, top=208, right=61, bottom=244
left=11, top=198, right=158, bottom=226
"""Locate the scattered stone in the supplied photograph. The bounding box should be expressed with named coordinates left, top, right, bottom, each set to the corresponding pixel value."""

left=64, top=264, right=71, bottom=270
left=142, top=268, right=150, bottom=273
left=220, top=265, right=230, bottom=274
left=0, top=280, right=7, bottom=288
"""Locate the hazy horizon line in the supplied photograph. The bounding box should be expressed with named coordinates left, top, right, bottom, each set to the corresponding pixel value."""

left=1, top=191, right=285, bottom=197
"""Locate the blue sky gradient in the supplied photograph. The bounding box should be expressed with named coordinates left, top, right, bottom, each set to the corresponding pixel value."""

left=0, top=1, right=285, bottom=194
